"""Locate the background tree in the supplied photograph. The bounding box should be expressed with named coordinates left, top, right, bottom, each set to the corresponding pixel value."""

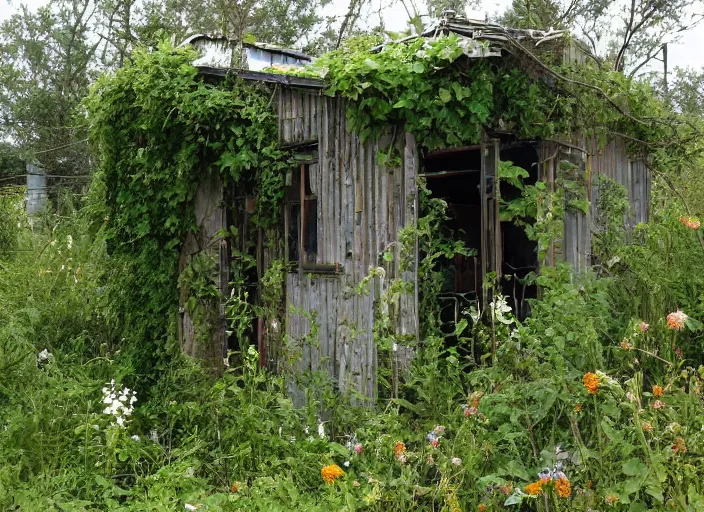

left=497, top=0, right=704, bottom=76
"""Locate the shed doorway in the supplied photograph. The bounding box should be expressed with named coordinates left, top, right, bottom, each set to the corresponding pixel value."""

left=422, top=140, right=539, bottom=328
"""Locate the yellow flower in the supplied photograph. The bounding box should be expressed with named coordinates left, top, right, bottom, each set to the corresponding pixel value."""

left=321, top=464, right=344, bottom=484
left=555, top=477, right=571, bottom=498
left=583, top=372, right=600, bottom=394
left=525, top=481, right=544, bottom=495
left=652, top=385, right=664, bottom=398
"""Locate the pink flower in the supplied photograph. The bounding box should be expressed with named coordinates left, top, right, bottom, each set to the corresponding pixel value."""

left=639, top=322, right=649, bottom=332
left=667, top=310, right=688, bottom=330
left=652, top=400, right=665, bottom=409
left=354, top=443, right=363, bottom=455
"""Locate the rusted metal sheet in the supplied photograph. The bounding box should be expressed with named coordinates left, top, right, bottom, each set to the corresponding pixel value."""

left=283, top=94, right=419, bottom=401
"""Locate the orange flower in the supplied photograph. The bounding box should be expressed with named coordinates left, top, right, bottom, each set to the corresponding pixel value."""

left=574, top=404, right=582, bottom=413
left=667, top=310, right=687, bottom=330
left=478, top=505, right=487, bottom=512
left=555, top=477, right=571, bottom=498
left=642, top=421, right=654, bottom=433
left=230, top=482, right=240, bottom=493
left=620, top=339, right=634, bottom=351
left=394, top=441, right=406, bottom=457
left=525, top=481, right=544, bottom=495
left=652, top=385, right=664, bottom=398
left=680, top=216, right=701, bottom=229
left=583, top=372, right=600, bottom=394
left=321, top=464, right=345, bottom=484
left=605, top=494, right=619, bottom=505
left=672, top=437, right=687, bottom=454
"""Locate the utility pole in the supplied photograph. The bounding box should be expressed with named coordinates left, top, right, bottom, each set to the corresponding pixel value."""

left=663, top=43, right=668, bottom=94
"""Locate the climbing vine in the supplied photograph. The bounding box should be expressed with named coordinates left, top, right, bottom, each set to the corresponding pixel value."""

left=87, top=42, right=292, bottom=375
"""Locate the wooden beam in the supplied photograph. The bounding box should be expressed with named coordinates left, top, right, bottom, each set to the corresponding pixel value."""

left=197, top=66, right=325, bottom=89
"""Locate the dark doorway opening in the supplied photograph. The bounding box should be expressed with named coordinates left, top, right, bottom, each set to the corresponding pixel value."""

left=422, top=141, right=539, bottom=328
left=499, top=143, right=540, bottom=320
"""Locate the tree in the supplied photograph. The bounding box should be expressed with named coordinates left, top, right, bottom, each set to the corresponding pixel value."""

left=663, top=67, right=704, bottom=117
left=497, top=0, right=704, bottom=76
left=0, top=1, right=95, bottom=176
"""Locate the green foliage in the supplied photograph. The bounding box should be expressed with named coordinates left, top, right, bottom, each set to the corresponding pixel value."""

left=86, top=42, right=291, bottom=380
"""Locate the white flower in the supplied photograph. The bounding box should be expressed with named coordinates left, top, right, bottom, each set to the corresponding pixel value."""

left=66, top=235, right=73, bottom=250
left=131, top=435, right=140, bottom=442
left=343, top=461, right=350, bottom=467
left=116, top=416, right=125, bottom=426
left=185, top=505, right=198, bottom=511
left=451, top=457, right=462, bottom=466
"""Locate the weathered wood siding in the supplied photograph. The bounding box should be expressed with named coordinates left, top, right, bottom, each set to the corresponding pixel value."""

left=541, top=136, right=650, bottom=272
left=278, top=87, right=320, bottom=145
left=178, top=172, right=228, bottom=369
left=281, top=90, right=419, bottom=400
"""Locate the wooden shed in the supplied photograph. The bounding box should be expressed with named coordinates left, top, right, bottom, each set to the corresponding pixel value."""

left=179, top=17, right=650, bottom=399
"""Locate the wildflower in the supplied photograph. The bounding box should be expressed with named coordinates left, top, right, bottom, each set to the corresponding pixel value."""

left=354, top=443, right=363, bottom=454
left=434, top=425, right=446, bottom=435
left=626, top=392, right=636, bottom=402
left=574, top=404, right=582, bottom=412
left=394, top=441, right=407, bottom=463
left=642, top=421, right=654, bottom=432
left=464, top=406, right=478, bottom=417
left=231, top=482, right=240, bottom=492
left=426, top=454, right=435, bottom=465
left=652, top=399, right=665, bottom=410
left=321, top=464, right=344, bottom=484
left=478, top=505, right=487, bottom=512
left=353, top=480, right=360, bottom=487
left=679, top=216, right=701, bottom=229
left=667, top=310, right=688, bottom=330
left=620, top=339, right=634, bottom=351
left=499, top=483, right=513, bottom=495
left=130, top=435, right=140, bottom=442
left=66, top=235, right=73, bottom=250
left=640, top=321, right=649, bottom=332
left=451, top=457, right=462, bottom=466
left=185, top=505, right=198, bottom=511
left=469, top=391, right=484, bottom=408
left=555, top=477, right=571, bottom=498
left=101, top=380, right=137, bottom=427
left=430, top=439, right=439, bottom=448
left=583, top=372, right=600, bottom=394
left=605, top=494, right=619, bottom=505
left=36, top=349, right=53, bottom=368
left=652, top=385, right=664, bottom=398
left=525, top=481, right=544, bottom=495
left=672, top=437, right=687, bottom=454
left=343, top=460, right=350, bottom=468
left=318, top=419, right=326, bottom=439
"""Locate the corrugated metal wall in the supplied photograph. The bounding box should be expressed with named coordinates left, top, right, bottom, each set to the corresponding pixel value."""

left=280, top=90, right=419, bottom=401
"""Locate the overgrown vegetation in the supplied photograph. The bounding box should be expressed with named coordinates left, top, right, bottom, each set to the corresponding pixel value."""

left=2, top=34, right=704, bottom=512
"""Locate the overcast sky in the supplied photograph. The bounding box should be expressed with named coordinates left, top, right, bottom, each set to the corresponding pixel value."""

left=2, top=0, right=703, bottom=71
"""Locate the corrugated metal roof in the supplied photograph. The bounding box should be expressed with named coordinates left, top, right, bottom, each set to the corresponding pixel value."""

left=180, top=34, right=313, bottom=70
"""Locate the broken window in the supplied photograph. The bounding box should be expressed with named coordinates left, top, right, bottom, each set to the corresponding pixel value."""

left=286, top=163, right=318, bottom=265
